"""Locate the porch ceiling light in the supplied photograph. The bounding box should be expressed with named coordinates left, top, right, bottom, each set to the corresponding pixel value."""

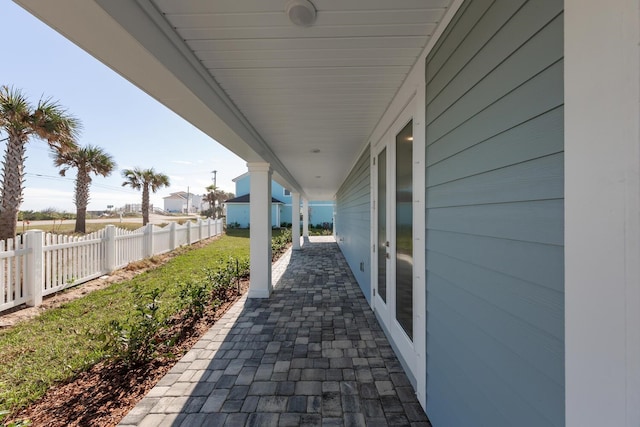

left=310, top=148, right=321, bottom=153
left=286, top=0, right=317, bottom=27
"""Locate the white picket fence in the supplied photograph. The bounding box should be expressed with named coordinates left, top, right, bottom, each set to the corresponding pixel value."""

left=0, top=218, right=224, bottom=313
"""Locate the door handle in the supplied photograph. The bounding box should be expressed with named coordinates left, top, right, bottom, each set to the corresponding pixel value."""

left=385, top=252, right=390, bottom=259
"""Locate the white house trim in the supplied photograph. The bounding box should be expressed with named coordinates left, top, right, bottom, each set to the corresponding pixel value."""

left=365, top=0, right=463, bottom=410
left=565, top=1, right=640, bottom=426
left=302, top=199, right=309, bottom=238
left=292, top=192, right=301, bottom=250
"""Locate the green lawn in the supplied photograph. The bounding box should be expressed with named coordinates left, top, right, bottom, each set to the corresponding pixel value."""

left=0, top=231, right=252, bottom=415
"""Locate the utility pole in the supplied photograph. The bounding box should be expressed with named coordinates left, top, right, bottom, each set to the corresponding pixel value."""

left=211, top=170, right=218, bottom=218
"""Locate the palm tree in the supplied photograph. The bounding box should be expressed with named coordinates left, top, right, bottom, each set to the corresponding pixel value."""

left=0, top=86, right=80, bottom=240
left=121, top=167, right=170, bottom=225
left=204, top=184, right=234, bottom=218
left=53, top=145, right=116, bottom=233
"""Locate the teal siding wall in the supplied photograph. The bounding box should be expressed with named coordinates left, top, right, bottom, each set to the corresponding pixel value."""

left=309, top=204, right=334, bottom=227
left=425, top=1, right=564, bottom=426
left=226, top=204, right=250, bottom=228
left=225, top=204, right=281, bottom=228
left=230, top=174, right=334, bottom=226
left=235, top=175, right=250, bottom=196
left=335, top=147, right=371, bottom=302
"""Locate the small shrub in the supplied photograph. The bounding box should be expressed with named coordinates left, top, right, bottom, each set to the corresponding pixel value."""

left=100, top=288, right=163, bottom=367
left=204, top=257, right=249, bottom=299
left=178, top=280, right=210, bottom=320
left=271, top=228, right=292, bottom=257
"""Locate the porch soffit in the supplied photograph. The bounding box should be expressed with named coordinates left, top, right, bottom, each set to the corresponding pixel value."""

left=14, top=0, right=454, bottom=200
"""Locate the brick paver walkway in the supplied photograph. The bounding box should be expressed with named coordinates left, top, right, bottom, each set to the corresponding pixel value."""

left=120, top=236, right=430, bottom=426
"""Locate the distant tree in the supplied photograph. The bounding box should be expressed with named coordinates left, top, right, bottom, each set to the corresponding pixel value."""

left=0, top=85, right=80, bottom=241
left=204, top=184, right=234, bottom=218
left=121, top=167, right=170, bottom=225
left=53, top=144, right=116, bottom=233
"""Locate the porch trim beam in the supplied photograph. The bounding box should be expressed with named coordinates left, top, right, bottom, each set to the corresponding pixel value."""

left=565, top=1, right=640, bottom=425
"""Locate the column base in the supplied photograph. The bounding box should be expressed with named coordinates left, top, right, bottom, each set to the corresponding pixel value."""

left=248, top=288, right=272, bottom=299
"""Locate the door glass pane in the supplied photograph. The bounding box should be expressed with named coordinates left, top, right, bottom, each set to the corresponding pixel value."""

left=396, top=120, right=413, bottom=339
left=377, top=148, right=387, bottom=303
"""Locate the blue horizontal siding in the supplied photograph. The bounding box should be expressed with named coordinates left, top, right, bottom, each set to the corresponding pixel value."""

left=424, top=0, right=564, bottom=426
left=335, top=147, right=371, bottom=301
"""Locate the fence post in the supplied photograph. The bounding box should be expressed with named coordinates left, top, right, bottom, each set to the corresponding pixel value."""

left=169, top=222, right=177, bottom=250
left=144, top=223, right=154, bottom=257
left=105, top=225, right=116, bottom=273
left=25, top=230, right=44, bottom=307
left=207, top=218, right=211, bottom=238
left=186, top=221, right=192, bottom=245
left=198, top=219, right=203, bottom=241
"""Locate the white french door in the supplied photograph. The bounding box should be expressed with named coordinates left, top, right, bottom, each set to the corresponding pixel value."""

left=373, top=103, right=416, bottom=376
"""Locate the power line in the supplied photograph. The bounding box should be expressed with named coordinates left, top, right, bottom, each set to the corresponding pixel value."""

left=25, top=172, right=135, bottom=194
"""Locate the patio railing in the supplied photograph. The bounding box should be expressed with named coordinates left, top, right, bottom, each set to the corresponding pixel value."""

left=0, top=218, right=224, bottom=313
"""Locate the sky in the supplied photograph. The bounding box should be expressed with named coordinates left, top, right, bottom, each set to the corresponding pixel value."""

left=0, top=0, right=247, bottom=213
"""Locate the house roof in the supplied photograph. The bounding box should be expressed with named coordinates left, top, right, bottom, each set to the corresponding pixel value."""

left=232, top=172, right=250, bottom=182
left=163, top=191, right=201, bottom=200
left=163, top=193, right=187, bottom=200
left=225, top=194, right=284, bottom=204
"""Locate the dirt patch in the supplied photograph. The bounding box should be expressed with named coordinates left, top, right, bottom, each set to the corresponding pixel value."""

left=7, top=279, right=249, bottom=427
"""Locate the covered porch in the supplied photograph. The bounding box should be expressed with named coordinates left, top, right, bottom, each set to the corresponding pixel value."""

left=119, top=237, right=429, bottom=426
left=13, top=0, right=640, bottom=425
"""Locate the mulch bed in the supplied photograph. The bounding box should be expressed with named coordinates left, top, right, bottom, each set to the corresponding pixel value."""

left=8, top=280, right=249, bottom=427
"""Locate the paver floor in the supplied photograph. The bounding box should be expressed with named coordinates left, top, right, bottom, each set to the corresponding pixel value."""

left=120, top=236, right=431, bottom=427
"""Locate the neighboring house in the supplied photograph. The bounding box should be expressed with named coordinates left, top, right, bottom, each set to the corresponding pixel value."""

left=226, top=172, right=334, bottom=228
left=224, top=194, right=283, bottom=228
left=163, top=191, right=202, bottom=214
left=121, top=203, right=149, bottom=214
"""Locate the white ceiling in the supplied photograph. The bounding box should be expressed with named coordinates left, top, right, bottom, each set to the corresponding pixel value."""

left=15, top=0, right=455, bottom=200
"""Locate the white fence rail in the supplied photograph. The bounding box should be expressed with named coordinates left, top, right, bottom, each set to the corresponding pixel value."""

left=0, top=218, right=224, bottom=313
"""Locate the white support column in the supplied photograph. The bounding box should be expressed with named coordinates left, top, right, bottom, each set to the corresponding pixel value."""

left=248, top=162, right=272, bottom=298
left=292, top=192, right=301, bottom=250
left=302, top=198, right=309, bottom=238
left=565, top=2, right=640, bottom=426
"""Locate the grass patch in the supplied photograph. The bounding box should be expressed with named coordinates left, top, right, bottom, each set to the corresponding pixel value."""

left=0, top=232, right=250, bottom=416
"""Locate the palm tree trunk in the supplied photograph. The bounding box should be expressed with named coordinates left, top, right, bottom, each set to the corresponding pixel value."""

left=0, top=134, right=26, bottom=241
left=75, top=208, right=87, bottom=234
left=74, top=171, right=90, bottom=233
left=142, top=185, right=150, bottom=226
